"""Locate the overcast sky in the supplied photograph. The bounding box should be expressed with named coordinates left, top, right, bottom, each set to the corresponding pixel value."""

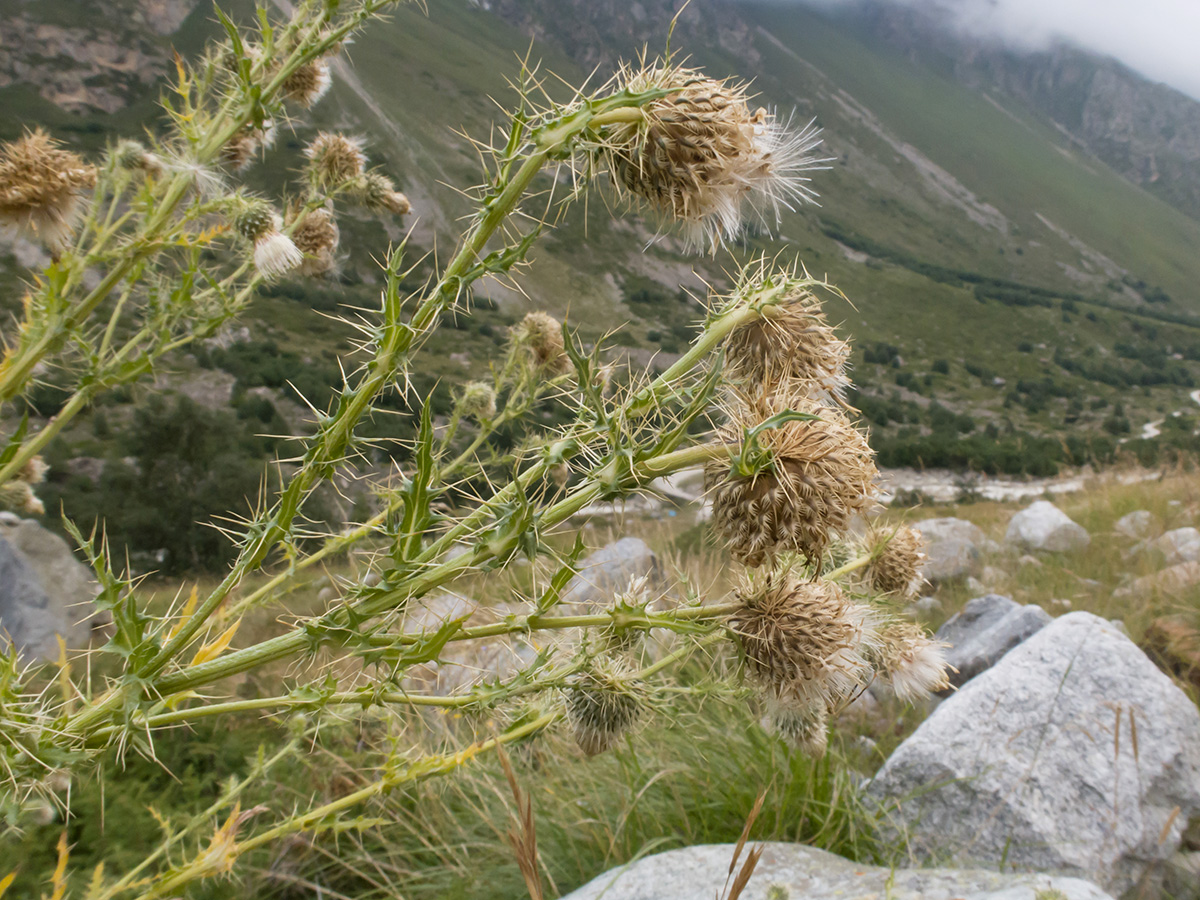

left=801, top=0, right=1200, bottom=101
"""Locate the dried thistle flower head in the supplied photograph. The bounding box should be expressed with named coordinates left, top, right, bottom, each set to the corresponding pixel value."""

left=724, top=282, right=849, bottom=403
left=602, top=65, right=830, bottom=251
left=458, top=380, right=497, bottom=421
left=707, top=396, right=878, bottom=568
left=234, top=202, right=302, bottom=279
left=287, top=206, right=339, bottom=277
left=356, top=171, right=410, bottom=215
left=304, top=133, right=368, bottom=188
left=512, top=311, right=568, bottom=375
left=221, top=121, right=275, bottom=172
left=762, top=699, right=829, bottom=757
left=0, top=129, right=96, bottom=252
left=732, top=573, right=876, bottom=710
left=872, top=620, right=951, bottom=703
left=565, top=662, right=645, bottom=755
left=18, top=456, right=48, bottom=485
left=865, top=524, right=927, bottom=600
left=0, top=480, right=44, bottom=516
left=282, top=57, right=332, bottom=108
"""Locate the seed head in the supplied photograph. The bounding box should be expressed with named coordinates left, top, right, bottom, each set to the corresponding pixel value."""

left=707, top=396, right=878, bottom=568
left=865, top=524, right=927, bottom=600
left=724, top=283, right=849, bottom=403
left=287, top=206, right=339, bottom=277
left=872, top=620, right=951, bottom=703
left=304, top=133, right=368, bottom=188
left=234, top=202, right=302, bottom=278
left=282, top=57, right=332, bottom=108
left=357, top=171, right=410, bottom=215
left=565, top=663, right=645, bottom=756
left=732, top=573, right=877, bottom=710
left=762, top=699, right=829, bottom=757
left=458, top=380, right=497, bottom=421
left=512, top=311, right=569, bottom=375
left=602, top=65, right=830, bottom=251
left=0, top=129, right=97, bottom=252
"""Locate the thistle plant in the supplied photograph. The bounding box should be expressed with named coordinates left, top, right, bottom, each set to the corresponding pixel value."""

left=0, top=3, right=950, bottom=895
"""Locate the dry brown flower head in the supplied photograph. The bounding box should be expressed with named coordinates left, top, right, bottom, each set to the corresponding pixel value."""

left=865, top=523, right=927, bottom=599
left=0, top=129, right=97, bottom=252
left=288, top=206, right=340, bottom=277
left=305, top=133, right=368, bottom=188
left=707, top=396, right=878, bottom=568
left=723, top=283, right=850, bottom=403
left=872, top=620, right=951, bottom=703
left=602, top=65, right=828, bottom=250
left=731, top=573, right=876, bottom=710
left=513, top=311, right=569, bottom=375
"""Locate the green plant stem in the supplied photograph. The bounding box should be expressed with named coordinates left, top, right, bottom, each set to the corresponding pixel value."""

left=141, top=441, right=728, bottom=700
left=131, top=711, right=561, bottom=900
left=94, top=601, right=739, bottom=735
left=823, top=554, right=872, bottom=582
left=62, top=98, right=660, bottom=741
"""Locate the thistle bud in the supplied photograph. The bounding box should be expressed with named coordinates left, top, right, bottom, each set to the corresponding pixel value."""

left=706, top=395, right=878, bottom=568
left=457, top=381, right=497, bottom=421
left=871, top=620, right=951, bottom=703
left=602, top=65, right=830, bottom=251
left=304, top=133, right=368, bottom=189
left=0, top=129, right=97, bottom=253
left=723, top=283, right=849, bottom=403
left=111, top=139, right=164, bottom=178
left=234, top=202, right=302, bottom=279
left=512, top=311, right=568, bottom=375
left=281, top=57, right=332, bottom=108
left=731, top=573, right=876, bottom=710
left=865, top=524, right=927, bottom=600
left=356, top=171, right=410, bottom=215
left=565, top=663, right=645, bottom=756
left=287, top=206, right=339, bottom=277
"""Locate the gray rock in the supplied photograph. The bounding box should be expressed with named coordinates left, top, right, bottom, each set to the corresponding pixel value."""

left=0, top=536, right=58, bottom=660
left=558, top=538, right=664, bottom=612
left=0, top=518, right=105, bottom=661
left=935, top=594, right=1051, bottom=688
left=1005, top=501, right=1090, bottom=553
left=868, top=612, right=1200, bottom=895
left=914, top=518, right=986, bottom=582
left=1114, top=561, right=1200, bottom=598
left=1153, top=526, right=1200, bottom=565
left=559, top=843, right=1113, bottom=900
left=1114, top=510, right=1155, bottom=540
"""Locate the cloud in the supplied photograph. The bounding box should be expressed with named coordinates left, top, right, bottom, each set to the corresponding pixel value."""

left=801, top=0, right=1200, bottom=101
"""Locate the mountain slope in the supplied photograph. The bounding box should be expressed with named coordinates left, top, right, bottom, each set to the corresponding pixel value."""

left=6, top=0, right=1200, bottom=488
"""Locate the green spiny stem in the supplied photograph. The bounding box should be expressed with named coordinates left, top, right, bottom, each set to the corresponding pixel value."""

left=128, top=629, right=709, bottom=899
left=132, top=710, right=561, bottom=900
left=118, top=601, right=740, bottom=734
left=94, top=739, right=299, bottom=900
left=145, top=99, right=659, bottom=663
left=822, top=553, right=872, bottom=582
left=140, top=442, right=727, bottom=700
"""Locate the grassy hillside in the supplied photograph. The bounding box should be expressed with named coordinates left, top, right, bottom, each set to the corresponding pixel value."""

left=8, top=0, right=1200, bottom=565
